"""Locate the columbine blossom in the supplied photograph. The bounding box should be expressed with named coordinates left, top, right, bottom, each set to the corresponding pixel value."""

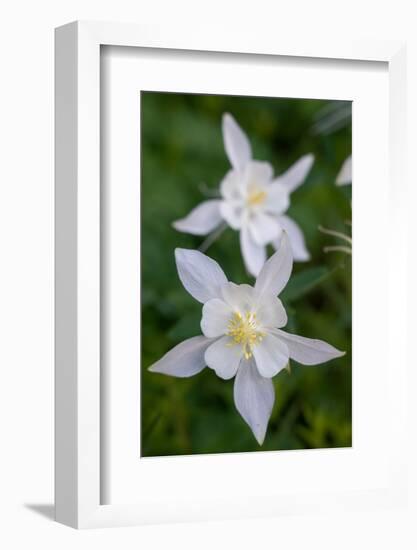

left=173, top=113, right=314, bottom=277
left=148, top=234, right=344, bottom=445
left=336, top=155, right=352, bottom=186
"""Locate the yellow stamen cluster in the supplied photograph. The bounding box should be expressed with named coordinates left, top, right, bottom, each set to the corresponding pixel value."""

left=247, top=189, right=267, bottom=207
left=227, top=311, right=264, bottom=359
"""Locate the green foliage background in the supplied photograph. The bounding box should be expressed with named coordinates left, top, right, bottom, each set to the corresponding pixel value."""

left=141, top=92, right=352, bottom=456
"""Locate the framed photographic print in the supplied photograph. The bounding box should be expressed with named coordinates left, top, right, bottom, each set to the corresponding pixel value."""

left=55, top=21, right=407, bottom=528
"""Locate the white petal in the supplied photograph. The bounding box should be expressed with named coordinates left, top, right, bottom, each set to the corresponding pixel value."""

left=252, top=332, right=289, bottom=378
left=220, top=200, right=244, bottom=230
left=248, top=212, right=281, bottom=245
left=233, top=358, right=275, bottom=445
left=240, top=224, right=267, bottom=277
left=175, top=248, right=228, bottom=304
left=273, top=215, right=310, bottom=261
left=272, top=329, right=345, bottom=365
left=205, top=336, right=242, bottom=379
left=256, top=295, right=287, bottom=328
left=219, top=169, right=246, bottom=201
left=222, top=113, right=252, bottom=171
left=245, top=160, right=274, bottom=185
left=273, top=154, right=314, bottom=193
left=148, top=336, right=214, bottom=377
left=173, top=200, right=223, bottom=236
left=221, top=282, right=257, bottom=312
left=264, top=182, right=290, bottom=215
left=336, top=156, right=352, bottom=186
left=255, top=232, right=293, bottom=297
left=201, top=298, right=233, bottom=338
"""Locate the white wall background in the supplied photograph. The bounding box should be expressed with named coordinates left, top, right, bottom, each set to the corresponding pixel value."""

left=0, top=1, right=416, bottom=548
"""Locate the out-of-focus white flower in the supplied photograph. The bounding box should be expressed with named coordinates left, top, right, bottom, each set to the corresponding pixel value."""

left=336, top=156, right=352, bottom=186
left=149, top=234, right=344, bottom=445
left=173, top=113, right=314, bottom=277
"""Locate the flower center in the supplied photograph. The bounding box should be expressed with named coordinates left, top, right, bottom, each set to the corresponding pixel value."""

left=227, top=311, right=264, bottom=359
left=247, top=188, right=267, bottom=207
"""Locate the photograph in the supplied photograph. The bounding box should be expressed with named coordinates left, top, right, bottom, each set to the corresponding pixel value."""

left=140, top=91, right=352, bottom=457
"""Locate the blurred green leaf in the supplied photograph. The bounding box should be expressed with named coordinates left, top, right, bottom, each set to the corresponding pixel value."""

left=167, top=310, right=201, bottom=342
left=281, top=265, right=338, bottom=302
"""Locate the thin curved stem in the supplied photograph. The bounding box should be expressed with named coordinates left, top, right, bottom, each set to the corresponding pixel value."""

left=198, top=222, right=228, bottom=253
left=318, top=225, right=352, bottom=244
left=197, top=182, right=221, bottom=198
left=323, top=245, right=352, bottom=255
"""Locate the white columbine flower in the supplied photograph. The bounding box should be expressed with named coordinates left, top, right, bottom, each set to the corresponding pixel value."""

left=336, top=155, right=352, bottom=186
left=148, top=234, right=344, bottom=445
left=173, top=113, right=315, bottom=277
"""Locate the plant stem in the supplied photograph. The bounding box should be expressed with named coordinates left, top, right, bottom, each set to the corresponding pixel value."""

left=197, top=182, right=221, bottom=198
left=198, top=223, right=228, bottom=253
left=318, top=225, right=352, bottom=244
left=324, top=245, right=352, bottom=255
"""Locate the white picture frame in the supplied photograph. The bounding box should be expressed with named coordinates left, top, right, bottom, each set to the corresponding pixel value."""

left=55, top=20, right=407, bottom=529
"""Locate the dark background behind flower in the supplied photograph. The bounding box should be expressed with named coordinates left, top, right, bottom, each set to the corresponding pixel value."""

left=141, top=92, right=352, bottom=457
